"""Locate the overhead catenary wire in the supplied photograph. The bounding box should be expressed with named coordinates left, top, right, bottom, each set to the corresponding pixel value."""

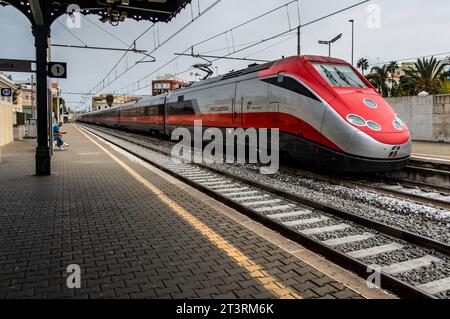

left=82, top=0, right=223, bottom=100
left=245, top=33, right=298, bottom=58
left=83, top=15, right=131, bottom=47
left=56, top=21, right=88, bottom=46
left=115, top=0, right=370, bottom=97
left=115, top=0, right=300, bottom=95
left=369, top=51, right=450, bottom=67
left=80, top=0, right=371, bottom=109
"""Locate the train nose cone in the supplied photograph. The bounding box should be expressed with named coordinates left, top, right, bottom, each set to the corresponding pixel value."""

left=348, top=131, right=412, bottom=159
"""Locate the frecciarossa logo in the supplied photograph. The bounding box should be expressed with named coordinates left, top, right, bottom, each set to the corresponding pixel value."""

left=388, top=146, right=401, bottom=158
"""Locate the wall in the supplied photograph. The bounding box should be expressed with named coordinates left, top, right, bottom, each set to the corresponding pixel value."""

left=0, top=98, right=14, bottom=147
left=386, top=95, right=450, bottom=142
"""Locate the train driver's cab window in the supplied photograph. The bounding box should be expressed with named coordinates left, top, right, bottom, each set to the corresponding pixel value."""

left=312, top=63, right=367, bottom=88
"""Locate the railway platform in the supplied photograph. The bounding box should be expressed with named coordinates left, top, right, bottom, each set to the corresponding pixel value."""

left=412, top=141, right=450, bottom=160
left=0, top=124, right=390, bottom=299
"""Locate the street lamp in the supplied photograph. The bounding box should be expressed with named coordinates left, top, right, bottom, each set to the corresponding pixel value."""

left=349, top=19, right=354, bottom=65
left=318, top=33, right=342, bottom=57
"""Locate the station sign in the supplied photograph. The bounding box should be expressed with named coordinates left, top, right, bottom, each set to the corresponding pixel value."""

left=0, top=59, right=33, bottom=72
left=1, top=88, right=12, bottom=97
left=48, top=62, right=67, bottom=78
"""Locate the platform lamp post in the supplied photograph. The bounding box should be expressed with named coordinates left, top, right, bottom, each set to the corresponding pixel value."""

left=349, top=19, right=354, bottom=65
left=318, top=33, right=343, bottom=58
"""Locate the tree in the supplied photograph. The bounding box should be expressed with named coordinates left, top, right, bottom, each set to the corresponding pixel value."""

left=356, top=58, right=369, bottom=76
left=105, top=94, right=114, bottom=107
left=403, top=56, right=448, bottom=94
left=387, top=61, right=399, bottom=96
left=437, top=79, right=450, bottom=94
left=366, top=65, right=389, bottom=97
left=13, top=85, right=22, bottom=105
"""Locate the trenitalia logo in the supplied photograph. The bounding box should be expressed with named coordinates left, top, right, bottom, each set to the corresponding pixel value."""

left=388, top=146, right=401, bottom=158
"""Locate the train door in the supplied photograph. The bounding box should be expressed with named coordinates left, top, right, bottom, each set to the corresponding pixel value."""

left=268, top=102, right=279, bottom=127
left=232, top=82, right=242, bottom=128
left=159, top=97, right=166, bottom=136
left=236, top=79, right=270, bottom=128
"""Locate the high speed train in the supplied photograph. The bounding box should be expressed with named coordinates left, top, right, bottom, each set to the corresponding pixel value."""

left=79, top=55, right=411, bottom=173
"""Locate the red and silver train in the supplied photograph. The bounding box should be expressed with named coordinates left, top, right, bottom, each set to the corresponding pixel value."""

left=79, top=55, right=411, bottom=172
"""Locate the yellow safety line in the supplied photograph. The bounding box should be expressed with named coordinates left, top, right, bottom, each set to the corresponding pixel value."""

left=74, top=125, right=302, bottom=299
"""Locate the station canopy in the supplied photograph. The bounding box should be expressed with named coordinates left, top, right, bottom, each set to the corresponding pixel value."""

left=0, top=0, right=192, bottom=25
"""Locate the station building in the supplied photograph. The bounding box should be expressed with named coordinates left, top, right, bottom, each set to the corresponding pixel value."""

left=92, top=94, right=140, bottom=112
left=152, top=75, right=189, bottom=96
left=14, top=79, right=36, bottom=118
left=0, top=74, right=17, bottom=147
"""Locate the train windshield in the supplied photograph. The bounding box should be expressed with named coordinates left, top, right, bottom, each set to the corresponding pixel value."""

left=312, top=63, right=367, bottom=88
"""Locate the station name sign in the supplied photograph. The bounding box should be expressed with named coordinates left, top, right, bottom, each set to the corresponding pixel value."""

left=0, top=59, right=34, bottom=72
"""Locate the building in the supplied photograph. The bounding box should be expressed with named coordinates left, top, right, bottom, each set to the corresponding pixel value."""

left=152, top=75, right=189, bottom=96
left=14, top=79, right=36, bottom=118
left=0, top=74, right=17, bottom=146
left=91, top=94, right=139, bottom=112
left=91, top=95, right=108, bottom=112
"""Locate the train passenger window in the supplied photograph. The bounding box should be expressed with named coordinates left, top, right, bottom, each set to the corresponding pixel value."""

left=178, top=95, right=184, bottom=102
left=312, top=63, right=367, bottom=88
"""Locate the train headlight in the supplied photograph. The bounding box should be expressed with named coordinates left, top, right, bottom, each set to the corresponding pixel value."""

left=347, top=114, right=366, bottom=126
left=395, top=115, right=404, bottom=126
left=364, top=98, right=377, bottom=108
left=366, top=121, right=381, bottom=131
left=393, top=115, right=404, bottom=130
left=393, top=120, right=403, bottom=130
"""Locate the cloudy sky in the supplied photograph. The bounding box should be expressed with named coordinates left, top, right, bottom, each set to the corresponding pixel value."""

left=1, top=0, right=450, bottom=111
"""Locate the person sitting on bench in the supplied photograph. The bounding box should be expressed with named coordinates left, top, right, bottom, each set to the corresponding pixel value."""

left=53, top=121, right=68, bottom=150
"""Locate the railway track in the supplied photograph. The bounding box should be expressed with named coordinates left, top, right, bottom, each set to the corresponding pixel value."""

left=78, top=123, right=450, bottom=299
left=279, top=166, right=450, bottom=211
left=381, top=157, right=450, bottom=191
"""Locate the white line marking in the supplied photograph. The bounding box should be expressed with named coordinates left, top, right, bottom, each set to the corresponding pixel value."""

left=347, top=243, right=403, bottom=259
left=416, top=276, right=450, bottom=295
left=322, top=233, right=375, bottom=247
left=300, top=223, right=351, bottom=235
left=371, top=255, right=441, bottom=275
left=284, top=217, right=329, bottom=227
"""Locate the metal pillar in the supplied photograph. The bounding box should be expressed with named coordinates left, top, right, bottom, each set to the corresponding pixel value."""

left=349, top=19, right=354, bottom=65
left=297, top=26, right=301, bottom=56
left=33, top=25, right=51, bottom=176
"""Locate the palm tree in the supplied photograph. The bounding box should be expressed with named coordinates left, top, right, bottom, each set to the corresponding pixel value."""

left=366, top=65, right=389, bottom=96
left=387, top=61, right=399, bottom=96
left=105, top=94, right=115, bottom=107
left=356, top=58, right=369, bottom=76
left=403, top=56, right=448, bottom=94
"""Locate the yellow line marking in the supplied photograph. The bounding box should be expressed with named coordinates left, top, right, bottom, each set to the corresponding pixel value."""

left=74, top=125, right=302, bottom=299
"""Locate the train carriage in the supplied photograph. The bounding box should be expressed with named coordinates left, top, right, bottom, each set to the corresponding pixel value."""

left=79, top=55, right=411, bottom=173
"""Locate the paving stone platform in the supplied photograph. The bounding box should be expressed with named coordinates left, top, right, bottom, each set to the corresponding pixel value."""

left=0, top=124, right=366, bottom=299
